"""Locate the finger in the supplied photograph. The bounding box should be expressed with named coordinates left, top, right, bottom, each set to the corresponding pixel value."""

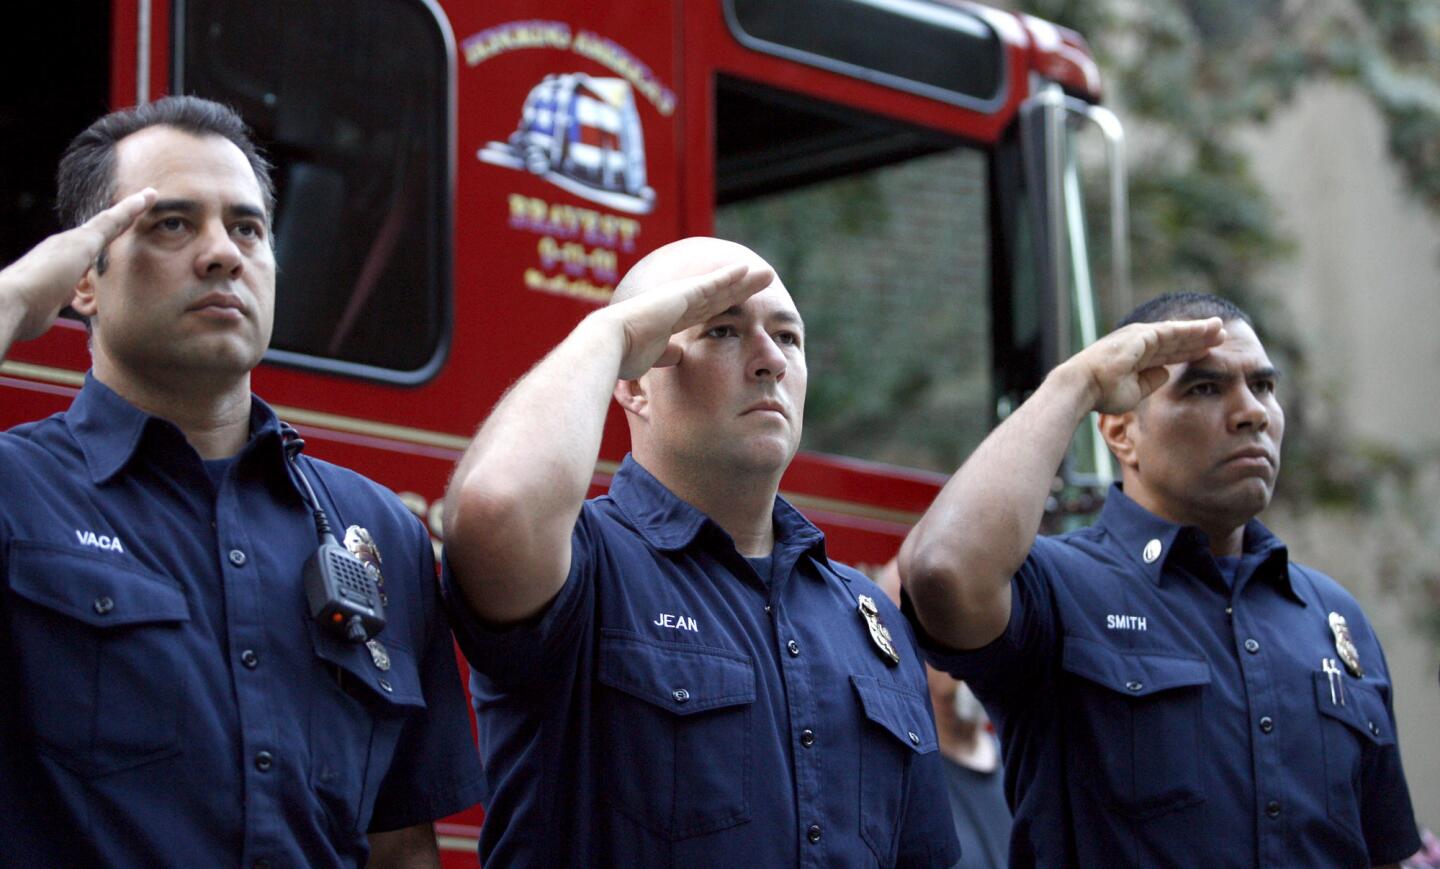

left=1138, top=318, right=1226, bottom=367
left=679, top=263, right=774, bottom=327
left=81, top=187, right=157, bottom=248
left=651, top=341, right=683, bottom=369
left=1135, top=366, right=1172, bottom=400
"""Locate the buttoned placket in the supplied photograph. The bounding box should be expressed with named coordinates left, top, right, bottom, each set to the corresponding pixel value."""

left=761, top=548, right=830, bottom=869
left=1227, top=560, right=1289, bottom=868
left=213, top=455, right=284, bottom=866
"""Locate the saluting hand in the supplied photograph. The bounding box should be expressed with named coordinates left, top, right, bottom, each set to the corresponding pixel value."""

left=1071, top=318, right=1226, bottom=414
left=604, top=262, right=776, bottom=380
left=0, top=188, right=157, bottom=343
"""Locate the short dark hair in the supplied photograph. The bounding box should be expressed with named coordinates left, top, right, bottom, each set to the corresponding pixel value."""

left=1118, top=292, right=1252, bottom=328
left=55, top=95, right=275, bottom=240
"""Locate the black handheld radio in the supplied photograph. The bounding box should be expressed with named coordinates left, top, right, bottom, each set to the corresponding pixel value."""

left=281, top=426, right=386, bottom=643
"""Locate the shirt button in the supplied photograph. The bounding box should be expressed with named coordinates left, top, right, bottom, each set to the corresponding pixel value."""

left=1368, top=720, right=1381, bottom=737
left=807, top=824, right=822, bottom=843
left=672, top=688, right=690, bottom=704
left=254, top=751, right=274, bottom=772
left=1265, top=800, right=1281, bottom=819
left=1259, top=716, right=1274, bottom=733
left=378, top=678, right=393, bottom=693
left=92, top=596, right=115, bottom=615
left=1125, top=680, right=1143, bottom=692
left=240, top=649, right=260, bottom=669
left=800, top=728, right=815, bottom=747
left=787, top=640, right=801, bottom=657
left=1244, top=638, right=1261, bottom=654
left=229, top=549, right=247, bottom=567
left=908, top=730, right=920, bottom=745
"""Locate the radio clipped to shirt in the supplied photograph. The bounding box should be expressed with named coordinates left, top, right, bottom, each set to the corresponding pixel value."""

left=281, top=424, right=386, bottom=643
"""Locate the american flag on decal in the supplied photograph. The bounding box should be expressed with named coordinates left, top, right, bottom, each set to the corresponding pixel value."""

left=479, top=72, right=656, bottom=215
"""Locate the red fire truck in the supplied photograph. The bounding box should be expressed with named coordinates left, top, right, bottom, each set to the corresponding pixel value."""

left=2, top=0, right=1126, bottom=862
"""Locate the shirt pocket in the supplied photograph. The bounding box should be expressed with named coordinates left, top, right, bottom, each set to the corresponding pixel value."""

left=597, top=629, right=756, bottom=840
left=852, top=675, right=938, bottom=866
left=308, top=622, right=427, bottom=835
left=5, top=541, right=190, bottom=778
left=1313, top=670, right=1393, bottom=828
left=1060, top=636, right=1211, bottom=818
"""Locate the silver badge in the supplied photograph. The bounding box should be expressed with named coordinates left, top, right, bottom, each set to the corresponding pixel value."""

left=343, top=525, right=387, bottom=606
left=366, top=638, right=392, bottom=672
left=1328, top=612, right=1364, bottom=678
left=857, top=594, right=901, bottom=666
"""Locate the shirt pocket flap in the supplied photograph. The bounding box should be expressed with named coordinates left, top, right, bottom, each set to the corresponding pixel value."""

left=599, top=631, right=755, bottom=716
left=311, top=625, right=426, bottom=709
left=851, top=674, right=938, bottom=753
left=1062, top=636, right=1211, bottom=698
left=1313, top=671, right=1393, bottom=746
left=7, top=541, right=189, bottom=628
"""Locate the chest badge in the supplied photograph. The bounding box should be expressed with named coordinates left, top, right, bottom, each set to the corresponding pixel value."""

left=1327, top=612, right=1364, bottom=678
left=857, top=594, right=901, bottom=667
left=343, top=525, right=388, bottom=606
left=365, top=638, right=392, bottom=671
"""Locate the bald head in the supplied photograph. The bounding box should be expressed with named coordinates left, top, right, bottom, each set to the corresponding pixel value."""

left=612, top=237, right=776, bottom=306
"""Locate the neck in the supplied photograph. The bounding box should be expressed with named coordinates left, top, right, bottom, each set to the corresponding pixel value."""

left=1120, top=477, right=1250, bottom=558
left=92, top=356, right=253, bottom=459
left=638, top=452, right=780, bottom=556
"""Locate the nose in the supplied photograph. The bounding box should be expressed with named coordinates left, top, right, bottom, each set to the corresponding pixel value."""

left=193, top=221, right=244, bottom=280
left=1229, top=385, right=1269, bottom=434
left=748, top=331, right=788, bottom=382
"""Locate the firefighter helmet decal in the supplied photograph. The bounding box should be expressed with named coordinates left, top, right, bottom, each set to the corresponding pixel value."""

left=480, top=73, right=656, bottom=214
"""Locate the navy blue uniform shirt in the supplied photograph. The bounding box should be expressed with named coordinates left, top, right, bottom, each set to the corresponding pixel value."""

left=0, top=376, right=485, bottom=867
left=912, top=485, right=1420, bottom=868
left=442, top=455, right=961, bottom=868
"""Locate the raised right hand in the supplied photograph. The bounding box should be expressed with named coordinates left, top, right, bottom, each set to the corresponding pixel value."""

left=604, top=261, right=776, bottom=380
left=1070, top=318, right=1226, bottom=414
left=0, top=188, right=156, bottom=343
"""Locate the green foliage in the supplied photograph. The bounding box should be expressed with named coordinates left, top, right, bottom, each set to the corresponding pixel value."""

left=1003, top=0, right=1440, bottom=642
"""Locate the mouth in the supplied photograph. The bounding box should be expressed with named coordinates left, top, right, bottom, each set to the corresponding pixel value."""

left=742, top=401, right=787, bottom=419
left=186, top=292, right=248, bottom=320
left=1222, top=446, right=1274, bottom=471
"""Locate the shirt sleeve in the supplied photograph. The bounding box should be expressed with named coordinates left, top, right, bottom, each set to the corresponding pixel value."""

left=1357, top=628, right=1422, bottom=863
left=439, top=502, right=600, bottom=688
left=904, top=536, right=1063, bottom=704
left=367, top=517, right=488, bottom=832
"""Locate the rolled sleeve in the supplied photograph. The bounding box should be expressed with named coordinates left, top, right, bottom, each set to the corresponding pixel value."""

left=904, top=539, right=1063, bottom=701
left=440, top=506, right=600, bottom=688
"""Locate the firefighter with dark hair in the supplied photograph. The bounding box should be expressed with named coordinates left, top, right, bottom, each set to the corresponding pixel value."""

left=0, top=96, right=484, bottom=867
left=901, top=293, right=1421, bottom=866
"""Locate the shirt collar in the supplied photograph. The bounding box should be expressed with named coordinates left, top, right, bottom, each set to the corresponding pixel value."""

left=608, top=454, right=827, bottom=560
left=67, top=373, right=290, bottom=485
left=1097, top=483, right=1300, bottom=602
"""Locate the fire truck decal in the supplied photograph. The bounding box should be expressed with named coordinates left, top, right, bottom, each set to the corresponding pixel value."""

left=479, top=72, right=656, bottom=215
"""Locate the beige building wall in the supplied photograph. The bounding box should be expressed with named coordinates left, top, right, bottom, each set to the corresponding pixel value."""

left=1239, top=82, right=1440, bottom=832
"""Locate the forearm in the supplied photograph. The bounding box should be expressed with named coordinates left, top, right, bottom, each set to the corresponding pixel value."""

left=901, top=361, right=1097, bottom=648
left=443, top=310, right=625, bottom=621
left=366, top=823, right=439, bottom=869
left=0, top=281, right=26, bottom=363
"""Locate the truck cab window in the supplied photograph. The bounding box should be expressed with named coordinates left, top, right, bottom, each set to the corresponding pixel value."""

left=177, top=0, right=453, bottom=383
left=714, top=77, right=992, bottom=474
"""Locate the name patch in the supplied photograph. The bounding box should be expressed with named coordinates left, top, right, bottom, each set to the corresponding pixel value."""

left=653, top=612, right=698, bottom=632
left=1106, top=614, right=1147, bottom=631
left=76, top=530, right=124, bottom=553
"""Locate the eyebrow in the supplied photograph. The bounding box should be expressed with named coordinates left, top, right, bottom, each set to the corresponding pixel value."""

left=1173, top=365, right=1282, bottom=387
left=714, top=306, right=806, bottom=330
left=149, top=198, right=266, bottom=221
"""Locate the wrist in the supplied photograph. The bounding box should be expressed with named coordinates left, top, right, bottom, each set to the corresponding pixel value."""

left=1043, top=358, right=1103, bottom=415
